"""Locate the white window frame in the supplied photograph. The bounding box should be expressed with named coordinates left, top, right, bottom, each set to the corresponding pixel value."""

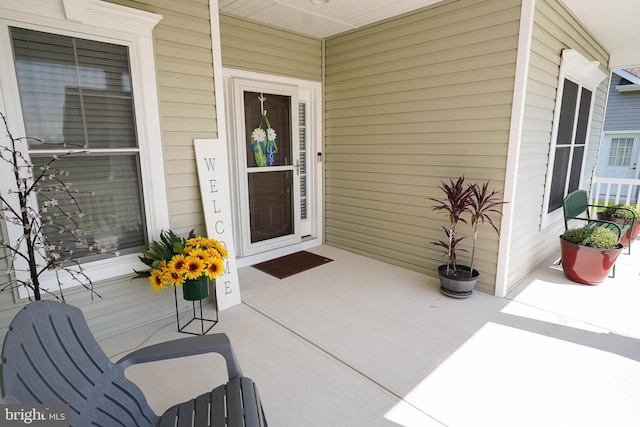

left=541, top=49, right=607, bottom=228
left=608, top=137, right=635, bottom=167
left=0, top=0, right=168, bottom=298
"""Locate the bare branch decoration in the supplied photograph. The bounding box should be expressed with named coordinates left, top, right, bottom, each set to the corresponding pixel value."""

left=0, top=112, right=119, bottom=301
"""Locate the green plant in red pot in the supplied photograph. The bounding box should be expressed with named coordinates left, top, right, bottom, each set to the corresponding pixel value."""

left=596, top=204, right=639, bottom=248
left=559, top=227, right=623, bottom=285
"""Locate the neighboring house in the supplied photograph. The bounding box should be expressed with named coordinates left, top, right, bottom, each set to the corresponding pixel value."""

left=0, top=0, right=631, bottom=340
left=597, top=69, right=640, bottom=181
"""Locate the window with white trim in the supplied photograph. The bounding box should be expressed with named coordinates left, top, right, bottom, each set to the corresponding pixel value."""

left=608, top=137, right=634, bottom=167
left=542, top=49, right=607, bottom=218
left=11, top=27, right=146, bottom=261
left=0, top=0, right=167, bottom=296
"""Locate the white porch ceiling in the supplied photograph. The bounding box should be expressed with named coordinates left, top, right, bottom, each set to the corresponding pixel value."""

left=562, top=0, right=640, bottom=68
left=218, top=0, right=640, bottom=68
left=218, top=0, right=444, bottom=39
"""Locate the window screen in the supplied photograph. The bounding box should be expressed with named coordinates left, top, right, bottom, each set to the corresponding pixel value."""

left=548, top=79, right=592, bottom=213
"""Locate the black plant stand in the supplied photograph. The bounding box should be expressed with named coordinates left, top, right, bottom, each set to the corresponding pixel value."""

left=173, top=283, right=218, bottom=335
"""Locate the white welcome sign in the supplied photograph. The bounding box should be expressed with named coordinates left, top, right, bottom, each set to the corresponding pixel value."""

left=193, top=139, right=241, bottom=310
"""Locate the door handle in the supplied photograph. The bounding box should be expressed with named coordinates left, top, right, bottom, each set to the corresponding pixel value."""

left=295, top=160, right=300, bottom=176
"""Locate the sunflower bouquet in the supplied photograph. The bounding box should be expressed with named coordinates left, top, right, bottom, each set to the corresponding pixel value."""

left=134, top=229, right=228, bottom=292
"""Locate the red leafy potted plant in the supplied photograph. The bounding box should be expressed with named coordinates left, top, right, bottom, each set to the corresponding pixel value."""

left=468, top=181, right=507, bottom=278
left=430, top=176, right=506, bottom=298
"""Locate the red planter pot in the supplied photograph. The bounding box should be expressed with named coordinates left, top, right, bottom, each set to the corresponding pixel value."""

left=559, top=236, right=623, bottom=285
left=596, top=213, right=640, bottom=248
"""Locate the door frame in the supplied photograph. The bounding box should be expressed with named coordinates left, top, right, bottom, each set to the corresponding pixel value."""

left=222, top=68, right=323, bottom=265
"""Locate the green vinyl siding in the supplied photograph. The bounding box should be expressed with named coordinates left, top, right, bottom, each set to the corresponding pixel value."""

left=110, top=0, right=217, bottom=235
left=324, top=0, right=521, bottom=293
left=506, top=0, right=609, bottom=289
left=219, top=13, right=322, bottom=81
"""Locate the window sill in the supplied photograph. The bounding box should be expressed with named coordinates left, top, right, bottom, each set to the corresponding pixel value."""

left=17, top=253, right=142, bottom=299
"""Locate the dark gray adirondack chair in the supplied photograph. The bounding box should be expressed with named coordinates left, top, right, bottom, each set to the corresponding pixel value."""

left=1, top=300, right=267, bottom=427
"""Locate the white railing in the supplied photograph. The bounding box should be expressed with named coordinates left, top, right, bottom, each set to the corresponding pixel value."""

left=589, top=177, right=640, bottom=212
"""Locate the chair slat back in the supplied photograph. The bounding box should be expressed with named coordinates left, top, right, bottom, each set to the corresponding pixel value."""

left=563, top=189, right=590, bottom=229
left=1, top=301, right=158, bottom=427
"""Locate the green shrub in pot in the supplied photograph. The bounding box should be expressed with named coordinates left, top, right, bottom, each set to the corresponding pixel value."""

left=600, top=203, right=640, bottom=220
left=561, top=227, right=620, bottom=249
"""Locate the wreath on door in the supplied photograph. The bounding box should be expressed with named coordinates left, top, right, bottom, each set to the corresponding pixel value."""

left=251, top=114, right=277, bottom=167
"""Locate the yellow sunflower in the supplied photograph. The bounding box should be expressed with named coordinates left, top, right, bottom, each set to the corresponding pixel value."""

left=168, top=254, right=187, bottom=274
left=185, top=236, right=207, bottom=248
left=203, top=239, right=216, bottom=248
left=164, top=269, right=186, bottom=287
left=184, top=256, right=205, bottom=280
left=204, top=256, right=225, bottom=280
left=212, top=241, right=228, bottom=258
left=149, top=269, right=167, bottom=292
left=187, top=248, right=208, bottom=261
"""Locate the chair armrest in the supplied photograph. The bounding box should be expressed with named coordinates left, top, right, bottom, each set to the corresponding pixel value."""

left=591, top=204, right=636, bottom=234
left=566, top=215, right=625, bottom=238
left=116, top=333, right=243, bottom=379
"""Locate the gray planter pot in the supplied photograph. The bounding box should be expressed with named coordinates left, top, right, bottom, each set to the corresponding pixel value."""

left=438, top=264, right=479, bottom=298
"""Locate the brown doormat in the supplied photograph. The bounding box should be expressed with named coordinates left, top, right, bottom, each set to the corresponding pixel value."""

left=252, top=251, right=333, bottom=279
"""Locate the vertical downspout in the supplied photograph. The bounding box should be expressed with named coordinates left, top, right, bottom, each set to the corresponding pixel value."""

left=495, top=0, right=536, bottom=297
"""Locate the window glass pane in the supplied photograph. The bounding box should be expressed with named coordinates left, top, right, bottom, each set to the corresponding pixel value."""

left=31, top=155, right=146, bottom=260
left=64, top=91, right=136, bottom=149
left=557, top=79, right=578, bottom=146
left=243, top=91, right=291, bottom=167
left=548, top=146, right=570, bottom=212
left=568, top=146, right=584, bottom=193
left=12, top=30, right=77, bottom=146
left=608, top=138, right=634, bottom=166
left=248, top=170, right=293, bottom=243
left=11, top=27, right=137, bottom=150
left=574, top=87, right=592, bottom=145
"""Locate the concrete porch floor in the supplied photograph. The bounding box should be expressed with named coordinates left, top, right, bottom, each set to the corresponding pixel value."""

left=100, top=245, right=640, bottom=427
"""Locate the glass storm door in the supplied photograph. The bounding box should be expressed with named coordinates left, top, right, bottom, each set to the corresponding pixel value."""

left=233, top=80, right=301, bottom=255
